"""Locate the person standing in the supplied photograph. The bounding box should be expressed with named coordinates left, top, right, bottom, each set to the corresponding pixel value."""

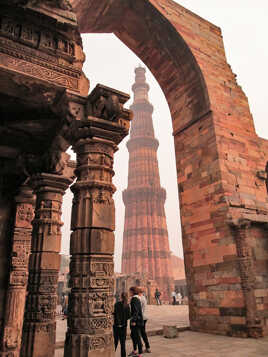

left=115, top=290, right=120, bottom=303
left=62, top=293, right=68, bottom=320
left=138, top=287, right=151, bottom=353
left=113, top=292, right=131, bottom=357
left=176, top=292, right=182, bottom=305
left=128, top=286, right=143, bottom=357
left=171, top=291, right=176, bottom=305
left=154, top=288, right=161, bottom=305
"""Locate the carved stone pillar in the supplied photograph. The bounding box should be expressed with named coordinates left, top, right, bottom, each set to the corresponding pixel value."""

left=21, top=174, right=72, bottom=357
left=233, top=220, right=260, bottom=337
left=0, top=185, right=35, bottom=357
left=64, top=85, right=131, bottom=357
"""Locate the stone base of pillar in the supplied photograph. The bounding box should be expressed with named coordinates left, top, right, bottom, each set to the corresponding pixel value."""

left=64, top=333, right=114, bottom=357
left=21, top=322, right=56, bottom=357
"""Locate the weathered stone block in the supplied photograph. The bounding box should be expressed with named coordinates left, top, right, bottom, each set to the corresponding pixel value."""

left=163, top=325, right=178, bottom=339
left=29, top=252, right=61, bottom=271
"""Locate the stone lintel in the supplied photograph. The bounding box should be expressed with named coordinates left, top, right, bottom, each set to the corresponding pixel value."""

left=228, top=213, right=268, bottom=228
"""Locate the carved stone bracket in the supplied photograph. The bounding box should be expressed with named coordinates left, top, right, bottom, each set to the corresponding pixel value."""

left=20, top=173, right=72, bottom=357
left=86, top=84, right=132, bottom=125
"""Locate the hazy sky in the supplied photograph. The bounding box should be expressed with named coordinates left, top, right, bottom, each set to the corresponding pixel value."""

left=61, top=1, right=268, bottom=272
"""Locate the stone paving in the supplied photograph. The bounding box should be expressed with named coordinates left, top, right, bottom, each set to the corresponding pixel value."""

left=55, top=306, right=268, bottom=356
left=56, top=331, right=268, bottom=357
left=56, top=305, right=190, bottom=343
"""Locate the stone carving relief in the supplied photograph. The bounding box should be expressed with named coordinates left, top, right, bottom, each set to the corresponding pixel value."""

left=0, top=54, right=79, bottom=90
left=90, top=261, right=114, bottom=277
left=11, top=243, right=30, bottom=268
left=33, top=198, right=63, bottom=236
left=28, top=271, right=58, bottom=293
left=16, top=204, right=34, bottom=228
left=69, top=260, right=114, bottom=291
left=89, top=292, right=112, bottom=315
left=68, top=316, right=113, bottom=332
left=68, top=292, right=113, bottom=317
left=68, top=102, right=85, bottom=121
left=66, top=333, right=113, bottom=351
left=8, top=0, right=72, bottom=11
left=88, top=334, right=113, bottom=351
left=3, top=326, right=19, bottom=350
left=25, top=294, right=57, bottom=321
left=91, top=94, right=121, bottom=121
left=16, top=138, right=72, bottom=177
left=9, top=271, right=28, bottom=286
left=70, top=259, right=113, bottom=277
left=86, top=85, right=127, bottom=122
left=0, top=13, right=81, bottom=98
left=0, top=16, right=75, bottom=59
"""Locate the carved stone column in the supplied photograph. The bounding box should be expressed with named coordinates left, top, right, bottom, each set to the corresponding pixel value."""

left=0, top=185, right=35, bottom=357
left=64, top=85, right=131, bottom=357
left=233, top=219, right=260, bottom=337
left=21, top=174, right=72, bottom=357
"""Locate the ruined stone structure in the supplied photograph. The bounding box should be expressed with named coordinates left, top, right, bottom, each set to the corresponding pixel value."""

left=0, top=0, right=268, bottom=356
left=115, top=272, right=158, bottom=306
left=122, top=67, right=174, bottom=300
left=0, top=3, right=131, bottom=357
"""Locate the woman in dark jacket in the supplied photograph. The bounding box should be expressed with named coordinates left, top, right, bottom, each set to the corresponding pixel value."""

left=128, top=286, right=143, bottom=357
left=113, top=292, right=131, bottom=357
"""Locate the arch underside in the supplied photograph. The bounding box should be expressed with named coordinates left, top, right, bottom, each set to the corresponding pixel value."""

left=71, top=0, right=268, bottom=340
left=72, top=0, right=211, bottom=134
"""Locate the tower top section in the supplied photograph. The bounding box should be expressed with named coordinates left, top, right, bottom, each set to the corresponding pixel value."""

left=132, top=66, right=150, bottom=103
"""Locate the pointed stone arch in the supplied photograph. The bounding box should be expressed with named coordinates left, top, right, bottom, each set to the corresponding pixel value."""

left=72, top=0, right=211, bottom=134
left=71, top=0, right=268, bottom=340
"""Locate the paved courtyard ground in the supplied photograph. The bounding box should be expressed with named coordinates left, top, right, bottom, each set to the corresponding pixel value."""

left=55, top=305, right=268, bottom=356
left=56, top=305, right=190, bottom=342
left=56, top=331, right=268, bottom=357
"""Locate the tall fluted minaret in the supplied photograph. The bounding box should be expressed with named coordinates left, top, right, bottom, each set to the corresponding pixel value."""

left=122, top=67, right=174, bottom=299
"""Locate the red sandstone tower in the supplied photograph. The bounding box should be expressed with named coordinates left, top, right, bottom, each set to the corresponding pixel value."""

left=122, top=67, right=174, bottom=299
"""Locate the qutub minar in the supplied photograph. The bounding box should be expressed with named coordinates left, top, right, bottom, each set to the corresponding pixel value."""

left=122, top=66, right=174, bottom=298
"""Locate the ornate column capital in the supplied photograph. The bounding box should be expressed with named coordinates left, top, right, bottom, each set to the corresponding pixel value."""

left=30, top=172, right=73, bottom=193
